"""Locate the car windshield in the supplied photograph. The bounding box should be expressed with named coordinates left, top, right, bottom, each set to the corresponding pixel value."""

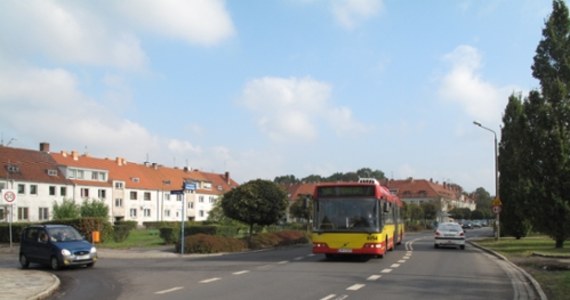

left=47, top=227, right=83, bottom=242
left=439, top=224, right=461, bottom=232
left=314, top=197, right=379, bottom=232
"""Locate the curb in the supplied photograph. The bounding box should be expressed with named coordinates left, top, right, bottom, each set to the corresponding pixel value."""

left=32, top=273, right=60, bottom=300
left=468, top=240, right=547, bottom=300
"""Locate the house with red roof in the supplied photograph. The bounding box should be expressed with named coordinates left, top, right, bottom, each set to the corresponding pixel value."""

left=1, top=143, right=238, bottom=225
left=385, top=178, right=476, bottom=222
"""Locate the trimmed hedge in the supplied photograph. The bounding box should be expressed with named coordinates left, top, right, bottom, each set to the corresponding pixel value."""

left=176, top=233, right=246, bottom=254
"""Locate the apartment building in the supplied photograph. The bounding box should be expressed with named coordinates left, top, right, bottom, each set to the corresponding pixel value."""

left=385, top=178, right=476, bottom=222
left=1, top=143, right=239, bottom=225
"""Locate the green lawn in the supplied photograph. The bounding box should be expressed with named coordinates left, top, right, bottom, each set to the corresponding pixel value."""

left=99, top=229, right=166, bottom=249
left=475, top=236, right=570, bottom=299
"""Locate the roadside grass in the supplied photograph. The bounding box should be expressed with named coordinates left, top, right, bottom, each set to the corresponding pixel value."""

left=100, top=229, right=166, bottom=249
left=475, top=236, right=570, bottom=299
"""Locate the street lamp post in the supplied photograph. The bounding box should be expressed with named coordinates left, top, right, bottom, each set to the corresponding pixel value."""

left=473, top=121, right=500, bottom=240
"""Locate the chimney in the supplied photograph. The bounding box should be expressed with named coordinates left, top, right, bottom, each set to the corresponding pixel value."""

left=116, top=157, right=123, bottom=166
left=39, top=142, right=50, bottom=153
left=224, top=171, right=230, bottom=184
left=184, top=167, right=189, bottom=172
left=71, top=151, right=79, bottom=161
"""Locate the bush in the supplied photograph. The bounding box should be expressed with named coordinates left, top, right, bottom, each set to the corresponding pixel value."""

left=249, top=230, right=309, bottom=250
left=159, top=227, right=179, bottom=244
left=177, top=234, right=246, bottom=254
left=113, top=224, right=132, bottom=242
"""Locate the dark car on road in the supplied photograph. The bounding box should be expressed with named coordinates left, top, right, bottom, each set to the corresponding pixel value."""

left=19, top=224, right=97, bottom=270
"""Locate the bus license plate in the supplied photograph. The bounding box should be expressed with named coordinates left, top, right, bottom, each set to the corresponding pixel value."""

left=338, top=248, right=352, bottom=253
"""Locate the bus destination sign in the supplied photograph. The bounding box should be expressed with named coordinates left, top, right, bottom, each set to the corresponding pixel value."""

left=317, top=185, right=375, bottom=197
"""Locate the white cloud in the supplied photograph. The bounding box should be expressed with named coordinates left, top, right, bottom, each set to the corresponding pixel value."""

left=167, top=139, right=202, bottom=155
left=240, top=76, right=366, bottom=142
left=117, top=0, right=235, bottom=46
left=438, top=45, right=517, bottom=127
left=0, top=0, right=147, bottom=70
left=332, top=0, right=383, bottom=29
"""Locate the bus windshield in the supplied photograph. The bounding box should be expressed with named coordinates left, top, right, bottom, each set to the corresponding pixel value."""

left=314, top=197, right=379, bottom=232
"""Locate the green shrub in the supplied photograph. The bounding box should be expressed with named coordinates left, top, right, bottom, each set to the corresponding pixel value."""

left=249, top=230, right=309, bottom=249
left=177, top=233, right=246, bottom=254
left=159, top=227, right=179, bottom=244
left=113, top=224, right=131, bottom=242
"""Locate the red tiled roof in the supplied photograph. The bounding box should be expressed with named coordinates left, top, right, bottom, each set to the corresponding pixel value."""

left=0, top=146, right=71, bottom=185
left=385, top=179, right=461, bottom=200
left=282, top=183, right=317, bottom=201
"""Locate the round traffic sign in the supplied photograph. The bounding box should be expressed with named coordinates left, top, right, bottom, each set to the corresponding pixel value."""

left=3, top=190, right=16, bottom=203
left=492, top=205, right=502, bottom=214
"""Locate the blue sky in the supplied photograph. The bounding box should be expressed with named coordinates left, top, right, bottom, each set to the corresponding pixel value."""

left=0, top=0, right=556, bottom=193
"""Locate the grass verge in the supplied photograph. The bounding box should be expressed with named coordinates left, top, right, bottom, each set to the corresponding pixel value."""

left=99, top=229, right=166, bottom=249
left=475, top=236, right=570, bottom=300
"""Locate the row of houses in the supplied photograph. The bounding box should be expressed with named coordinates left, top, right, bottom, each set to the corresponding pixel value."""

left=0, top=143, right=238, bottom=225
left=283, top=178, right=477, bottom=223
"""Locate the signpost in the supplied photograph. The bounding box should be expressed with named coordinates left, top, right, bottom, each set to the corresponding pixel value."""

left=491, top=197, right=502, bottom=240
left=175, top=181, right=197, bottom=255
left=1, top=189, right=16, bottom=248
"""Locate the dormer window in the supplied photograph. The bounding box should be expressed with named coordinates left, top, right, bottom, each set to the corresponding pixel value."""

left=47, top=169, right=58, bottom=176
left=131, top=177, right=140, bottom=183
left=6, top=164, right=19, bottom=173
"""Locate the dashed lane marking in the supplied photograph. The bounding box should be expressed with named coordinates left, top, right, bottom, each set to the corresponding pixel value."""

left=233, top=270, right=250, bottom=275
left=381, top=268, right=393, bottom=274
left=398, top=260, right=406, bottom=263
left=346, top=284, right=366, bottom=291
left=200, top=277, right=221, bottom=283
left=367, top=275, right=382, bottom=281
left=294, top=256, right=304, bottom=261
left=155, top=286, right=183, bottom=294
left=277, top=260, right=289, bottom=264
left=391, top=263, right=400, bottom=268
left=320, top=294, right=337, bottom=300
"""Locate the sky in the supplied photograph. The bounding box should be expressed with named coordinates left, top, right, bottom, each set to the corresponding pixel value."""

left=0, top=0, right=557, bottom=194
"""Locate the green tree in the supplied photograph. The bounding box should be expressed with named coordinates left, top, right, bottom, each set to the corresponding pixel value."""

left=421, top=202, right=437, bottom=224
left=273, top=175, right=300, bottom=185
left=222, top=179, right=289, bottom=239
left=52, top=199, right=80, bottom=220
left=525, top=0, right=570, bottom=248
left=499, top=94, right=533, bottom=239
left=80, top=199, right=109, bottom=218
left=289, top=195, right=312, bottom=230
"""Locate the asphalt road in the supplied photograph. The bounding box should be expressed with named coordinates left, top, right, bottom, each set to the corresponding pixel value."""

left=34, top=227, right=522, bottom=300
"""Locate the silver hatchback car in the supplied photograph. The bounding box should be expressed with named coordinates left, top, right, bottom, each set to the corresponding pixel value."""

left=434, top=222, right=465, bottom=250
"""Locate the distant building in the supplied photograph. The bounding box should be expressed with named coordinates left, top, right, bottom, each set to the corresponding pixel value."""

left=385, top=178, right=476, bottom=222
left=1, top=143, right=239, bottom=225
left=281, top=182, right=317, bottom=222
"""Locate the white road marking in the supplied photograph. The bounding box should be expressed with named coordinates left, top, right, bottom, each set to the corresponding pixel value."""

left=398, top=260, right=406, bottom=263
left=277, top=260, right=289, bottom=264
left=233, top=270, right=250, bottom=275
left=381, top=268, right=393, bottom=274
left=367, top=275, right=382, bottom=281
left=154, top=286, right=183, bottom=294
left=200, top=277, right=221, bottom=283
left=391, top=263, right=400, bottom=268
left=294, top=256, right=304, bottom=261
left=346, top=284, right=366, bottom=291
left=307, top=253, right=315, bottom=257
left=320, top=294, right=337, bottom=300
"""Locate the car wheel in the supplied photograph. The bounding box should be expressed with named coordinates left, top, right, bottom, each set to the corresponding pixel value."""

left=434, top=244, right=439, bottom=248
left=86, top=262, right=95, bottom=268
left=19, top=254, right=30, bottom=269
left=460, top=245, right=465, bottom=250
left=50, top=256, right=60, bottom=270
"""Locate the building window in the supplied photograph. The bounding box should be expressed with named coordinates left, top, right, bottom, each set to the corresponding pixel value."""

left=38, top=207, right=49, bottom=220
left=17, top=184, right=25, bottom=194
left=30, top=185, right=38, bottom=195
left=129, top=209, right=137, bottom=217
left=18, top=207, right=29, bottom=220
left=164, top=193, right=170, bottom=201
left=115, top=182, right=124, bottom=189
left=209, top=196, right=216, bottom=203
left=81, top=188, right=89, bottom=198
left=68, top=169, right=76, bottom=178
left=60, top=187, right=67, bottom=197
left=47, top=169, right=58, bottom=176
left=165, top=210, right=171, bottom=217
left=98, top=189, right=107, bottom=199
left=144, top=209, right=151, bottom=217
left=199, top=196, right=204, bottom=203
left=115, top=198, right=123, bottom=207
left=188, top=202, right=193, bottom=209
left=49, top=186, right=56, bottom=196
left=199, top=210, right=204, bottom=217
left=144, top=192, right=151, bottom=201
left=130, top=191, right=137, bottom=200
left=77, top=170, right=84, bottom=179
left=177, top=194, right=182, bottom=201
left=203, top=182, right=212, bottom=190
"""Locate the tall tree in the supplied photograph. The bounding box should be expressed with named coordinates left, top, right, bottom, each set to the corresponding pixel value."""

left=499, top=94, right=533, bottom=238
left=52, top=199, right=80, bottom=220
left=526, top=0, right=570, bottom=248
left=221, top=179, right=288, bottom=240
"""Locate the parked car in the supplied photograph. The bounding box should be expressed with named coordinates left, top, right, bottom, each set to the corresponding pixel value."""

left=461, top=222, right=472, bottom=229
left=19, top=224, right=97, bottom=270
left=434, top=222, right=465, bottom=250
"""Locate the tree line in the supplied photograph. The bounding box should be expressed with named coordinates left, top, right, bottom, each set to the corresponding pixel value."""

left=499, top=0, right=570, bottom=248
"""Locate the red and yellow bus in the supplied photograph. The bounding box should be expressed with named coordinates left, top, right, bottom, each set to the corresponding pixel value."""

left=311, top=178, right=404, bottom=259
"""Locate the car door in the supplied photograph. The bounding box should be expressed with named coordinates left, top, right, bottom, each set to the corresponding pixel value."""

left=35, top=229, right=53, bottom=264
